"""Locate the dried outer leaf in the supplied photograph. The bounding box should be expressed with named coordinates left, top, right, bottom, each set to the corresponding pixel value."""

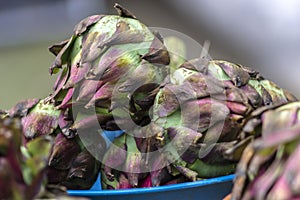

left=114, top=3, right=136, bottom=19
left=64, top=149, right=100, bottom=190
left=212, top=60, right=250, bottom=87
left=8, top=98, right=39, bottom=117
left=73, top=15, right=103, bottom=36
left=48, top=133, right=81, bottom=170
left=48, top=39, right=69, bottom=56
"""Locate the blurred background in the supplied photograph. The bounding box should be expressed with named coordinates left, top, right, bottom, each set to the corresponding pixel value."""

left=1, top=0, right=300, bottom=109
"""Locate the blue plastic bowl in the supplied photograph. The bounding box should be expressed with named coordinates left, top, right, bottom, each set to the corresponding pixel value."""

left=67, top=131, right=234, bottom=200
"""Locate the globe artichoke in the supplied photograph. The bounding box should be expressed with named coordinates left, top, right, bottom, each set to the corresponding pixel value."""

left=229, top=101, right=300, bottom=200
left=0, top=115, right=68, bottom=199
left=46, top=3, right=170, bottom=133
left=149, top=58, right=296, bottom=180
left=8, top=98, right=106, bottom=190
left=100, top=57, right=297, bottom=189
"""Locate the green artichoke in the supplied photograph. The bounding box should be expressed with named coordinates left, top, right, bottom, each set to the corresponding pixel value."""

left=8, top=99, right=106, bottom=190
left=46, top=3, right=170, bottom=132
left=230, top=101, right=300, bottom=200
left=148, top=58, right=296, bottom=180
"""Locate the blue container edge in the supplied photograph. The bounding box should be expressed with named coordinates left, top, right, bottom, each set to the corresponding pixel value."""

left=68, top=174, right=234, bottom=196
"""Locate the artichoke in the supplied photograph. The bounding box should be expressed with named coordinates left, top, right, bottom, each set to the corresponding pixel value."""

left=148, top=58, right=296, bottom=180
left=46, top=3, right=170, bottom=133
left=8, top=99, right=106, bottom=190
left=0, top=115, right=68, bottom=199
left=100, top=58, right=297, bottom=189
left=229, top=101, right=300, bottom=200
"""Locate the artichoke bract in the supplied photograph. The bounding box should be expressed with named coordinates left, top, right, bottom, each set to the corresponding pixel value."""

left=8, top=99, right=106, bottom=190
left=47, top=3, right=170, bottom=132
left=230, top=101, right=300, bottom=200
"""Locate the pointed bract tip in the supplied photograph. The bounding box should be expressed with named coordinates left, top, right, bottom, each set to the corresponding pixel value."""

left=114, top=3, right=136, bottom=19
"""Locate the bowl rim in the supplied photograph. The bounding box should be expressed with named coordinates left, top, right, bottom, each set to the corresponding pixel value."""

left=68, top=174, right=234, bottom=196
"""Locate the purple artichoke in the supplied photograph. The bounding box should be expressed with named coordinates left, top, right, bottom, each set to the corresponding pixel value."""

left=230, top=101, right=300, bottom=200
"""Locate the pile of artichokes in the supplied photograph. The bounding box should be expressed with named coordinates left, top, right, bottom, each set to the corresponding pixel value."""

left=228, top=102, right=300, bottom=200
left=1, top=3, right=299, bottom=199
